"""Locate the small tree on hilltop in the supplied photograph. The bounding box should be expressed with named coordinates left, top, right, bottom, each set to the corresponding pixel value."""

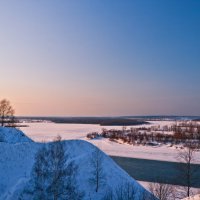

left=0, top=99, right=15, bottom=126
left=31, top=145, right=50, bottom=200
left=89, top=148, right=106, bottom=192
left=47, top=136, right=83, bottom=200
left=20, top=136, right=84, bottom=200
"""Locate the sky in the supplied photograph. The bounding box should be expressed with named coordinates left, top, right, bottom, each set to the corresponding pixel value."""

left=0, top=0, right=200, bottom=116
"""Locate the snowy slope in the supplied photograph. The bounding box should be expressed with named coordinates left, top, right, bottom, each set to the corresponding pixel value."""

left=0, top=127, right=151, bottom=200
left=0, top=127, right=33, bottom=143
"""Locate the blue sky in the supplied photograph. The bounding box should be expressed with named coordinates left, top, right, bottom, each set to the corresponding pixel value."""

left=0, top=0, right=200, bottom=116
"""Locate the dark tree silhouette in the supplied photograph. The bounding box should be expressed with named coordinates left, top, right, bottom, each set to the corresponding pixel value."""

left=89, top=148, right=105, bottom=193
left=0, top=99, right=15, bottom=126
left=20, top=136, right=83, bottom=200
left=177, top=143, right=197, bottom=198
left=102, top=181, right=150, bottom=200
left=148, top=182, right=175, bottom=200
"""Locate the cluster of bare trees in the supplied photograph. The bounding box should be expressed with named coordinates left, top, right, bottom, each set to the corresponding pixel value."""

left=147, top=142, right=198, bottom=200
left=17, top=140, right=199, bottom=200
left=172, top=123, right=200, bottom=141
left=0, top=99, right=15, bottom=127
left=103, top=181, right=142, bottom=200
left=19, top=137, right=148, bottom=200
left=87, top=134, right=199, bottom=200
left=19, top=136, right=84, bottom=200
left=87, top=124, right=200, bottom=148
left=148, top=182, right=175, bottom=200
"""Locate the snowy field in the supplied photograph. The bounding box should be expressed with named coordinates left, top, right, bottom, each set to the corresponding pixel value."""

left=20, top=121, right=200, bottom=164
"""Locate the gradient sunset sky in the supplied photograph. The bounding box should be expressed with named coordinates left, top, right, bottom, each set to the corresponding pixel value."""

left=0, top=1, right=200, bottom=116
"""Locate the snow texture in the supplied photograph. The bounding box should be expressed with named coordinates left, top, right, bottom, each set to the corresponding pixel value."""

left=0, top=127, right=149, bottom=200
left=0, top=127, right=33, bottom=144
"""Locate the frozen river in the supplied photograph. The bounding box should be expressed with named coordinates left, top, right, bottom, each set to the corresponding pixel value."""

left=20, top=121, right=200, bottom=164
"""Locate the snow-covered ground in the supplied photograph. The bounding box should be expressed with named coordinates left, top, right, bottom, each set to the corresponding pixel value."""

left=182, top=194, right=200, bottom=200
left=0, top=127, right=33, bottom=143
left=139, top=181, right=200, bottom=200
left=20, top=121, right=200, bottom=163
left=1, top=122, right=199, bottom=199
left=0, top=127, right=150, bottom=200
left=19, top=120, right=176, bottom=142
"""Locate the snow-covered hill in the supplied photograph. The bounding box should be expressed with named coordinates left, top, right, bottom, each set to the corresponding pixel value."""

left=0, top=127, right=152, bottom=200
left=0, top=127, right=33, bottom=143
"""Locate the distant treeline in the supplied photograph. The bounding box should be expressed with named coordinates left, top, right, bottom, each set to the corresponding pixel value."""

left=17, top=116, right=148, bottom=126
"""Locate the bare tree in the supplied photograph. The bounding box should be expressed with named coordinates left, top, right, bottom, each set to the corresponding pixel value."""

left=148, top=182, right=175, bottom=200
left=115, top=181, right=137, bottom=200
left=20, top=136, right=83, bottom=200
left=177, top=143, right=196, bottom=198
left=47, top=136, right=84, bottom=200
left=89, top=148, right=105, bottom=192
left=0, top=99, right=15, bottom=126
left=48, top=136, right=68, bottom=200
left=19, top=144, right=50, bottom=200
left=32, top=145, right=50, bottom=200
